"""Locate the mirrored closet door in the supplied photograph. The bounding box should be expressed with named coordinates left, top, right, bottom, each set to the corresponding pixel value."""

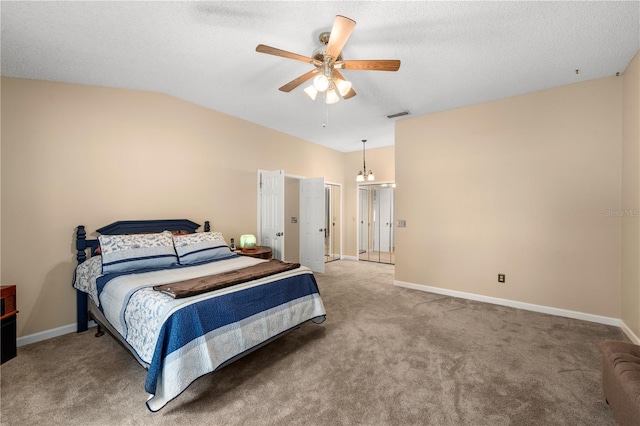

left=324, top=183, right=341, bottom=263
left=358, top=184, right=395, bottom=264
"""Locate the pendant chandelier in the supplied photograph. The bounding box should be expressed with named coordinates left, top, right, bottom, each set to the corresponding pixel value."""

left=356, top=139, right=374, bottom=182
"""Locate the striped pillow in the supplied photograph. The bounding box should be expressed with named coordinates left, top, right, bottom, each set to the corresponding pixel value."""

left=173, top=232, right=233, bottom=265
left=99, top=231, right=177, bottom=274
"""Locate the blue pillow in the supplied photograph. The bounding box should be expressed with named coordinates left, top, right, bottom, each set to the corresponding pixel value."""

left=98, top=231, right=177, bottom=274
left=173, top=232, right=233, bottom=265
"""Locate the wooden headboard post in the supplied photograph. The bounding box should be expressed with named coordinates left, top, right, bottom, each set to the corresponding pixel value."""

left=76, top=225, right=87, bottom=264
left=76, top=225, right=88, bottom=332
left=204, top=221, right=210, bottom=232
left=76, top=225, right=100, bottom=265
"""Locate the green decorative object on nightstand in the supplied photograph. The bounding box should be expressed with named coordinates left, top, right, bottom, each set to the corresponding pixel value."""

left=239, top=234, right=257, bottom=252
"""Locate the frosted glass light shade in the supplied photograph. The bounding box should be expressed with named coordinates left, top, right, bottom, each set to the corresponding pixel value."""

left=367, top=171, right=375, bottom=181
left=325, top=88, right=339, bottom=104
left=356, top=172, right=365, bottom=182
left=304, top=85, right=318, bottom=101
left=335, top=78, right=352, bottom=97
left=240, top=234, right=257, bottom=251
left=313, top=74, right=329, bottom=92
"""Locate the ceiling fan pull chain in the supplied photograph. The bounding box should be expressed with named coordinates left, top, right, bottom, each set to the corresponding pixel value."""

left=323, top=96, right=329, bottom=128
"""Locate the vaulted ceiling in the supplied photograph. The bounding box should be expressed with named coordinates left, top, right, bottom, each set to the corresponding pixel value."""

left=2, top=1, right=638, bottom=152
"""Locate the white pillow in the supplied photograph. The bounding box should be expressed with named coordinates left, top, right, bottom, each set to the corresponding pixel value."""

left=98, top=231, right=177, bottom=274
left=172, top=232, right=233, bottom=265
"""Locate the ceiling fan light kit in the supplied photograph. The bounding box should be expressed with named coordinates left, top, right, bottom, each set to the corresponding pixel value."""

left=305, top=73, right=351, bottom=104
left=256, top=15, right=401, bottom=106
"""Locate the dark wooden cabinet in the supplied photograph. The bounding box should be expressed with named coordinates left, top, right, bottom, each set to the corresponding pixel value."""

left=1, top=285, right=17, bottom=364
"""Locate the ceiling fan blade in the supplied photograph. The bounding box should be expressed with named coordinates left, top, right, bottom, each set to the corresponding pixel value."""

left=342, top=86, right=357, bottom=99
left=333, top=70, right=357, bottom=99
left=325, top=15, right=356, bottom=63
left=256, top=44, right=321, bottom=66
left=344, top=89, right=356, bottom=99
left=279, top=69, right=320, bottom=92
left=336, top=60, right=401, bottom=72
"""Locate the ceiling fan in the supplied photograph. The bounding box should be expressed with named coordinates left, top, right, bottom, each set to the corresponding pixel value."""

left=255, top=15, right=401, bottom=104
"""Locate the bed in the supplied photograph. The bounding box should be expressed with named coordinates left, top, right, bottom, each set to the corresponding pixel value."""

left=72, top=219, right=326, bottom=412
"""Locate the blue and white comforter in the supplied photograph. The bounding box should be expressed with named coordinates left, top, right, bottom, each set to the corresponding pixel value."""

left=74, top=256, right=326, bottom=412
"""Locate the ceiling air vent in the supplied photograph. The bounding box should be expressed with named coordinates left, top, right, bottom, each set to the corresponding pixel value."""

left=386, top=111, right=410, bottom=119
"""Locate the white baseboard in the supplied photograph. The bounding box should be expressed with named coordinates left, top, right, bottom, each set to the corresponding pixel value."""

left=620, top=320, right=640, bottom=344
left=19, top=283, right=640, bottom=347
left=394, top=280, right=621, bottom=327
left=17, top=321, right=96, bottom=347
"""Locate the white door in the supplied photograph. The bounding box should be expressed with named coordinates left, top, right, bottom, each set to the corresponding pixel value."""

left=259, top=170, right=285, bottom=260
left=300, top=177, right=325, bottom=273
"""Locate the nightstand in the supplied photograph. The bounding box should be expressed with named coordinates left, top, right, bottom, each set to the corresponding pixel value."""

left=1, top=285, right=18, bottom=364
left=236, top=246, right=272, bottom=260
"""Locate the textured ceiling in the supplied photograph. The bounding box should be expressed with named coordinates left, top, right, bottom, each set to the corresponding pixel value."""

left=2, top=1, right=639, bottom=152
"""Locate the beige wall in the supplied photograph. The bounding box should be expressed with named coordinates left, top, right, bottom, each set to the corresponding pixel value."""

left=396, top=77, right=623, bottom=318
left=3, top=68, right=635, bottom=338
left=0, top=77, right=345, bottom=337
left=342, top=145, right=395, bottom=257
left=622, top=51, right=640, bottom=338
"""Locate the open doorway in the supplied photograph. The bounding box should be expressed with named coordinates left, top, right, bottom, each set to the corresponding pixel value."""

left=324, top=183, right=341, bottom=263
left=258, top=170, right=341, bottom=271
left=358, top=183, right=395, bottom=264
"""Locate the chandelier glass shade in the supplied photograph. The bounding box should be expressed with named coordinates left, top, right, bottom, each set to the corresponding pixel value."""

left=356, top=140, right=374, bottom=182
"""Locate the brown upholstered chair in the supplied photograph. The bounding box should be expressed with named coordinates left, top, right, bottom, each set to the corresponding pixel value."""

left=599, top=340, right=640, bottom=426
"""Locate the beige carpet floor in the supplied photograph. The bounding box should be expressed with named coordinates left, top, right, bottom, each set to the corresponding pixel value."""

left=0, top=260, right=628, bottom=425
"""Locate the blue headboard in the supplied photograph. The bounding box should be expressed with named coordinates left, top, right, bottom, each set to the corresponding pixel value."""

left=75, top=219, right=210, bottom=264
